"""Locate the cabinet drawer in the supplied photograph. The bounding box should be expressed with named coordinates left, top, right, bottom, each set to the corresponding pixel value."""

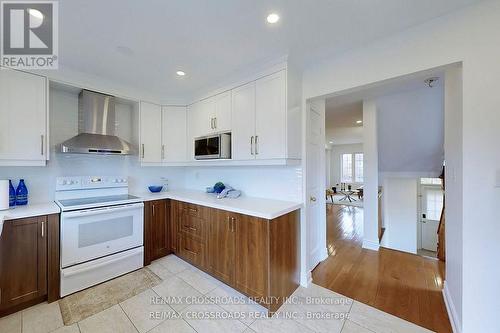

left=180, top=202, right=208, bottom=218
left=178, top=234, right=205, bottom=268
left=180, top=214, right=205, bottom=239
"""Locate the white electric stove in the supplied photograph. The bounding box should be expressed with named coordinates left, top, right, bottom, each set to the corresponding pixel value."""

left=55, top=176, right=144, bottom=297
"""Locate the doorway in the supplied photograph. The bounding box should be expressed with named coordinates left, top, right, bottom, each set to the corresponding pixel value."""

left=419, top=177, right=444, bottom=257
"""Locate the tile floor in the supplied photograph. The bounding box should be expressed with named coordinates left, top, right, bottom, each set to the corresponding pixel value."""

left=0, top=255, right=434, bottom=333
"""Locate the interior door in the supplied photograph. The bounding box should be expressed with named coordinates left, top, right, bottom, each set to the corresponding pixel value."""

left=231, top=82, right=256, bottom=160
left=306, top=100, right=326, bottom=273
left=255, top=70, right=286, bottom=159
left=162, top=106, right=187, bottom=162
left=140, top=102, right=162, bottom=163
left=421, top=185, right=443, bottom=251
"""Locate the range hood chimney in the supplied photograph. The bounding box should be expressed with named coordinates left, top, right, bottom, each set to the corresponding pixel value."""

left=61, top=90, right=135, bottom=155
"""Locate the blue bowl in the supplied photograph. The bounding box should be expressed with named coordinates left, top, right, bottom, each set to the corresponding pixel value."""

left=148, top=186, right=163, bottom=193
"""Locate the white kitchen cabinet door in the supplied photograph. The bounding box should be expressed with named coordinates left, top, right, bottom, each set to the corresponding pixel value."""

left=162, top=106, right=187, bottom=162
left=255, top=70, right=286, bottom=159
left=140, top=101, right=162, bottom=163
left=213, top=91, right=231, bottom=133
left=0, top=68, right=47, bottom=164
left=231, top=82, right=256, bottom=160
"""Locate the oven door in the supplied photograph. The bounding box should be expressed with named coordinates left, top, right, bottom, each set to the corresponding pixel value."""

left=61, top=202, right=144, bottom=268
left=195, top=135, right=220, bottom=159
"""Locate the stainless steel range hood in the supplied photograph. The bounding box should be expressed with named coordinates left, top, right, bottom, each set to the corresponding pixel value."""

left=61, top=90, right=135, bottom=155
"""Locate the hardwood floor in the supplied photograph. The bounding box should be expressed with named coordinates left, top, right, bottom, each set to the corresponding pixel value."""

left=312, top=204, right=452, bottom=333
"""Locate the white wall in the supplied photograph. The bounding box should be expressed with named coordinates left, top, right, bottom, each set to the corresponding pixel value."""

left=444, top=66, right=463, bottom=328
left=382, top=177, right=418, bottom=254
left=303, top=1, right=500, bottom=331
left=377, top=86, right=444, bottom=174
left=183, top=166, right=303, bottom=202
left=362, top=101, right=379, bottom=251
left=328, top=143, right=363, bottom=187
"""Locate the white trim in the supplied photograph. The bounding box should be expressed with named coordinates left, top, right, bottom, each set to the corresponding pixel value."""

left=362, top=239, right=380, bottom=251
left=300, top=270, right=312, bottom=287
left=443, top=281, right=461, bottom=333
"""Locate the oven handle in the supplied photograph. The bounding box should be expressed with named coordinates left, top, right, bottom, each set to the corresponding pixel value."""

left=62, top=202, right=144, bottom=218
left=61, top=249, right=141, bottom=277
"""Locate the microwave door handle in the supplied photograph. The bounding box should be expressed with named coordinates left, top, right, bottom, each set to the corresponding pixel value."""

left=63, top=203, right=144, bottom=218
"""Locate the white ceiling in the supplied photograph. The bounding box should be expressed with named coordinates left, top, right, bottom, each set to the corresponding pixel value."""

left=58, top=0, right=480, bottom=101
left=325, top=101, right=363, bottom=145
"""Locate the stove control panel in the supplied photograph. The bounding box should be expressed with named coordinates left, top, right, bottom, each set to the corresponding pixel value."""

left=56, top=176, right=128, bottom=191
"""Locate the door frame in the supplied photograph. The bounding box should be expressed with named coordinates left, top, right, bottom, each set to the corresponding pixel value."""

left=418, top=181, right=443, bottom=251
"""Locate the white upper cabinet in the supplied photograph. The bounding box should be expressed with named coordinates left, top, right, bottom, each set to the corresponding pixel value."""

left=162, top=106, right=187, bottom=162
left=213, top=91, right=231, bottom=133
left=231, top=82, right=256, bottom=160
left=255, top=70, right=286, bottom=159
left=0, top=68, right=48, bottom=166
left=139, top=101, right=162, bottom=163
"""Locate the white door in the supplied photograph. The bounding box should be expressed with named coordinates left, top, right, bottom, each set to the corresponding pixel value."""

left=231, top=82, right=256, bottom=160
left=255, top=70, right=286, bottom=159
left=0, top=68, right=47, bottom=162
left=421, top=185, right=443, bottom=251
left=306, top=100, right=326, bottom=273
left=140, top=102, right=162, bottom=163
left=213, top=91, right=231, bottom=133
left=162, top=106, right=187, bottom=162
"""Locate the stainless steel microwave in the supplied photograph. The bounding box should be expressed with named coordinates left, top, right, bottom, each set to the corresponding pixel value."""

left=194, top=133, right=231, bottom=160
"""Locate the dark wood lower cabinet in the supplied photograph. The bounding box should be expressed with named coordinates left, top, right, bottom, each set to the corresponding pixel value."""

left=0, top=214, right=60, bottom=317
left=144, top=200, right=171, bottom=265
left=170, top=200, right=300, bottom=314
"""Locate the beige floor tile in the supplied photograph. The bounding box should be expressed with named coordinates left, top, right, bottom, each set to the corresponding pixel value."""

left=177, top=267, right=221, bottom=294
left=120, top=289, right=175, bottom=333
left=341, top=320, right=374, bottom=333
left=206, top=284, right=268, bottom=325
left=152, top=276, right=205, bottom=312
left=147, top=319, right=196, bottom=333
left=180, top=303, right=247, bottom=333
left=78, top=304, right=137, bottom=333
left=22, top=302, right=64, bottom=333
left=0, top=312, right=21, bottom=333
left=51, top=324, right=81, bottom=333
left=250, top=317, right=314, bottom=333
left=275, top=283, right=352, bottom=333
left=148, top=261, right=174, bottom=280
left=349, top=301, right=433, bottom=333
left=156, top=255, right=192, bottom=274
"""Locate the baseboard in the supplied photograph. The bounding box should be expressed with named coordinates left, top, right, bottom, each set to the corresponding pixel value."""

left=362, top=239, right=380, bottom=251
left=443, top=281, right=461, bottom=333
left=300, top=269, right=312, bottom=287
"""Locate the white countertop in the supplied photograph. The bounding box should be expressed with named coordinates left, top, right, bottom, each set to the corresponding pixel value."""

left=134, top=189, right=302, bottom=220
left=0, top=202, right=61, bottom=221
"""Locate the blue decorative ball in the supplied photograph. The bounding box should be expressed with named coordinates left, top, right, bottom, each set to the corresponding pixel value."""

left=213, top=182, right=225, bottom=194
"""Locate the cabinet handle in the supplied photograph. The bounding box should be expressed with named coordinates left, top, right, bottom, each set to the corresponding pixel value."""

left=255, top=136, right=259, bottom=155
left=41, top=221, right=45, bottom=238
left=250, top=136, right=254, bottom=155
left=184, top=225, right=197, bottom=231
left=141, top=144, right=145, bottom=159
left=189, top=207, right=198, bottom=213
left=152, top=204, right=155, bottom=216
left=41, top=135, right=44, bottom=156
left=210, top=118, right=214, bottom=129
left=231, top=217, right=236, bottom=232
left=214, top=117, right=217, bottom=129
left=184, top=248, right=198, bottom=256
left=161, top=145, right=165, bottom=160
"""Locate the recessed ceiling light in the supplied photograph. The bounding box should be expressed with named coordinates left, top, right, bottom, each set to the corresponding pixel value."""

left=28, top=8, right=44, bottom=19
left=329, top=141, right=334, bottom=144
left=176, top=70, right=186, bottom=77
left=356, top=120, right=363, bottom=124
left=267, top=13, right=280, bottom=24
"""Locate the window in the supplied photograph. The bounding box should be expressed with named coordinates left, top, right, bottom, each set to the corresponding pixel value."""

left=421, top=178, right=442, bottom=185
left=341, top=154, right=353, bottom=182
left=355, top=153, right=364, bottom=183
left=341, top=153, right=363, bottom=183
